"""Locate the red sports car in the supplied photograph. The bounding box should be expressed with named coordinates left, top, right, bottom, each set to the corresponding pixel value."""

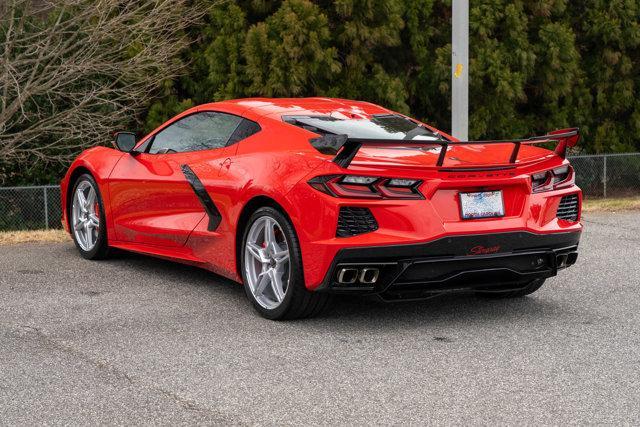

left=60, top=98, right=582, bottom=319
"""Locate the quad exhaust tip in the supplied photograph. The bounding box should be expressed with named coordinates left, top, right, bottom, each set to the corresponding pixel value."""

left=336, top=267, right=380, bottom=285
left=337, top=268, right=358, bottom=284
left=556, top=252, right=578, bottom=269
left=359, top=268, right=379, bottom=284
left=556, top=254, right=568, bottom=268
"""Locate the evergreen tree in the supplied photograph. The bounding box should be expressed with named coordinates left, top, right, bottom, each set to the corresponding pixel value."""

left=204, top=3, right=250, bottom=100
left=142, top=0, right=640, bottom=154
left=328, top=0, right=408, bottom=112
left=243, top=0, right=341, bottom=97
left=574, top=0, right=640, bottom=152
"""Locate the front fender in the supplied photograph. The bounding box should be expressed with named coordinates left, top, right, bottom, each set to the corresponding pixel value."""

left=61, top=146, right=125, bottom=236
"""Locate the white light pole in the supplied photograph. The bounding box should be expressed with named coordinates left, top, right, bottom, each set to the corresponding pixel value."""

left=452, top=0, right=469, bottom=140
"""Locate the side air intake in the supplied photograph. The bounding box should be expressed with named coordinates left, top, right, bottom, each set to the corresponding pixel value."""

left=336, top=207, right=378, bottom=237
left=557, top=194, right=579, bottom=222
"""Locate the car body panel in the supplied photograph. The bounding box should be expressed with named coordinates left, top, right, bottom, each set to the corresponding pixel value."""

left=60, top=146, right=125, bottom=237
left=107, top=144, right=242, bottom=247
left=60, top=97, right=583, bottom=293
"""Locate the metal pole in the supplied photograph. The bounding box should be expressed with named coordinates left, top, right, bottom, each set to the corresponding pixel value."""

left=603, top=155, right=607, bottom=199
left=452, top=0, right=469, bottom=141
left=43, top=186, right=49, bottom=229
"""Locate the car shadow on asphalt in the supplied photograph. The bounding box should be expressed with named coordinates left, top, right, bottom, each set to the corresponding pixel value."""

left=93, top=246, right=565, bottom=327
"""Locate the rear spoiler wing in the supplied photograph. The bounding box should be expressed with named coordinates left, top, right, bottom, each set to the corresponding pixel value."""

left=311, top=128, right=580, bottom=169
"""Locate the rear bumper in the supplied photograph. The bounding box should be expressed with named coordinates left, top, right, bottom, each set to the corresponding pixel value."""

left=316, top=231, right=581, bottom=301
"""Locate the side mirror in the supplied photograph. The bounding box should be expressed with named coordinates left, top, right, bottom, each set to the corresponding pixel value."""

left=113, top=132, right=137, bottom=153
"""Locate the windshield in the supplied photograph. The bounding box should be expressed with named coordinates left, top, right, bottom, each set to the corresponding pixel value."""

left=285, top=114, right=444, bottom=141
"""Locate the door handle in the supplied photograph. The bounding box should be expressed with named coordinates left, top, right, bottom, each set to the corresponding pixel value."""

left=218, top=157, right=232, bottom=176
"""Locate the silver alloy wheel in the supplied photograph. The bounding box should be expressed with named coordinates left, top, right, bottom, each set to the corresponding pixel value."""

left=244, top=216, right=291, bottom=310
left=72, top=180, right=100, bottom=251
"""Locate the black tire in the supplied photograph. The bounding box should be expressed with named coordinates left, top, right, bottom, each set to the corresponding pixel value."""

left=69, top=174, right=109, bottom=260
left=240, top=206, right=330, bottom=320
left=476, top=278, right=546, bottom=299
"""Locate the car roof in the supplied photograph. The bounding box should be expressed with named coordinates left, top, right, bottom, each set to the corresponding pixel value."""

left=198, top=97, right=393, bottom=120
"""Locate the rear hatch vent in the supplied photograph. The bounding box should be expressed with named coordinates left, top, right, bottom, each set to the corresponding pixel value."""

left=557, top=194, right=579, bottom=222
left=337, top=207, right=378, bottom=237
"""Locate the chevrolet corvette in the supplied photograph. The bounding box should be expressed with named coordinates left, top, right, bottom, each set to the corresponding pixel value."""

left=60, top=98, right=582, bottom=319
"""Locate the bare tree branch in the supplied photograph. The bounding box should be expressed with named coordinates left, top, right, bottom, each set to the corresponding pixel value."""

left=0, top=0, right=207, bottom=181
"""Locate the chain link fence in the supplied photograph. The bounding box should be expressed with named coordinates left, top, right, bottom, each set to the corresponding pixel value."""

left=0, top=153, right=639, bottom=231
left=0, top=185, right=62, bottom=231
left=570, top=153, right=640, bottom=198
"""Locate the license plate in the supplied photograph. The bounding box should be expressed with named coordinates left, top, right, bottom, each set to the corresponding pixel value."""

left=460, top=191, right=504, bottom=219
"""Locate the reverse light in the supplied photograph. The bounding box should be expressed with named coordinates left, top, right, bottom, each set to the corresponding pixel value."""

left=531, top=171, right=551, bottom=192
left=341, top=175, right=378, bottom=185
left=309, top=175, right=423, bottom=199
left=388, top=178, right=419, bottom=187
left=531, top=165, right=574, bottom=193
left=552, top=166, right=571, bottom=184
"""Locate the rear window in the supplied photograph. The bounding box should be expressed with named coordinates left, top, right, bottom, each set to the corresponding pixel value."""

left=284, top=114, right=445, bottom=141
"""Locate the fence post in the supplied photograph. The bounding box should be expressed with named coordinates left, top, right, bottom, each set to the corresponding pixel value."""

left=43, top=187, right=49, bottom=229
left=603, top=155, right=608, bottom=199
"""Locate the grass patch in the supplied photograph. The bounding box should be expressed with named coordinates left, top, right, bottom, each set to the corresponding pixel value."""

left=0, top=229, right=69, bottom=245
left=583, top=196, right=640, bottom=212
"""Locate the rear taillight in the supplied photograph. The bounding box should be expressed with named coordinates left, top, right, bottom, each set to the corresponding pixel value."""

left=531, top=165, right=574, bottom=193
left=308, top=175, right=424, bottom=199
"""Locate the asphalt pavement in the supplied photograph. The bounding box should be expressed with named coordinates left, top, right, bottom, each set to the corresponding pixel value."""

left=1, top=212, right=639, bottom=425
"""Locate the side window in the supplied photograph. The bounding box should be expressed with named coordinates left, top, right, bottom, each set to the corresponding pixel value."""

left=148, top=112, right=243, bottom=154
left=227, top=119, right=261, bottom=146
